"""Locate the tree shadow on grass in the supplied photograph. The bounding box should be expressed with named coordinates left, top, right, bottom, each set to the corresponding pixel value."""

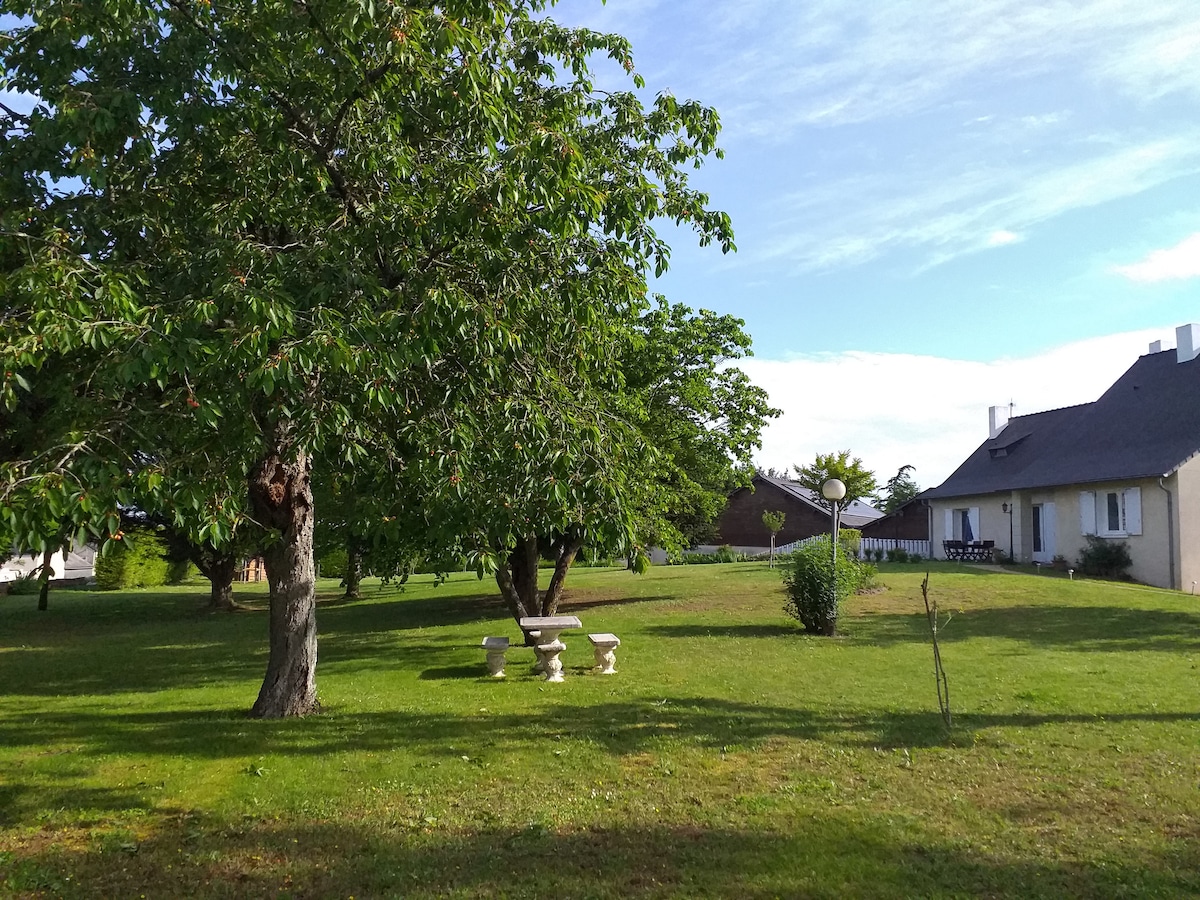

left=641, top=623, right=798, bottom=639
left=558, top=594, right=677, bottom=612
left=2, top=809, right=1196, bottom=899
left=852, top=605, right=1200, bottom=652
left=3, top=697, right=1197, bottom=769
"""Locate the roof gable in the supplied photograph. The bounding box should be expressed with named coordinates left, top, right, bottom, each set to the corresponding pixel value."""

left=926, top=350, right=1200, bottom=498
left=754, top=476, right=884, bottom=526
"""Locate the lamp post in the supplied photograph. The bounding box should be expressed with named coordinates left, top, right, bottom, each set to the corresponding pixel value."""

left=821, top=478, right=847, bottom=633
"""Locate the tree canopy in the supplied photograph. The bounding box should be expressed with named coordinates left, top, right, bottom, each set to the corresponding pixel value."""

left=793, top=451, right=878, bottom=513
left=876, top=464, right=920, bottom=514
left=1, top=0, right=743, bottom=714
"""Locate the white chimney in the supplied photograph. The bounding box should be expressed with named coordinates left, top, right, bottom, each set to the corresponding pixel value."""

left=1149, top=340, right=1162, bottom=354
left=989, top=405, right=1010, bottom=439
left=1176, top=324, right=1200, bottom=363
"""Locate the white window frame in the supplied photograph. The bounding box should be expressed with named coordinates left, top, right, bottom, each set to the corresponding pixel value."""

left=1080, top=487, right=1142, bottom=538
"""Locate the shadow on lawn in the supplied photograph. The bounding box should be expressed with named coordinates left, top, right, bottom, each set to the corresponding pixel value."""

left=853, top=605, right=1200, bottom=652
left=0, top=588, right=519, bottom=698
left=3, top=697, right=1197, bottom=769
left=642, top=623, right=798, bottom=639
left=3, top=808, right=1196, bottom=899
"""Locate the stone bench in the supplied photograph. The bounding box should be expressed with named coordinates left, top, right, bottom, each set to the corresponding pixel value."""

left=588, top=633, right=621, bottom=675
left=481, top=636, right=509, bottom=677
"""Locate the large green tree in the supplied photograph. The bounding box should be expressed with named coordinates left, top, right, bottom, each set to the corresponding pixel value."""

left=624, top=300, right=778, bottom=550
left=1, top=0, right=733, bottom=714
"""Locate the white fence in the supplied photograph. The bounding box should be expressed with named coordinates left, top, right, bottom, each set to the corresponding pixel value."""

left=777, top=536, right=931, bottom=560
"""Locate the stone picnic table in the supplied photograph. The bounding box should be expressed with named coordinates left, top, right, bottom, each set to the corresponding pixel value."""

left=519, top=615, right=583, bottom=683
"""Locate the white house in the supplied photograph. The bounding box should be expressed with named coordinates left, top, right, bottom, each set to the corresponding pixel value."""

left=1, top=544, right=96, bottom=584
left=923, top=324, right=1200, bottom=590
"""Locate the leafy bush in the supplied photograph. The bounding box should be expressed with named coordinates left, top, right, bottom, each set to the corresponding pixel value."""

left=94, top=529, right=172, bottom=590
left=5, top=573, right=39, bottom=595
left=781, top=535, right=867, bottom=636
left=318, top=548, right=349, bottom=579
left=1077, top=536, right=1132, bottom=579
left=885, top=548, right=909, bottom=563
left=166, top=559, right=195, bottom=585
left=679, top=546, right=747, bottom=565
left=908, top=553, right=923, bottom=563
left=838, top=528, right=861, bottom=557
left=870, top=548, right=884, bottom=563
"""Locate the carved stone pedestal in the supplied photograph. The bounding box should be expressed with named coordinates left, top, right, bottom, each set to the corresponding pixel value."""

left=588, top=632, right=621, bottom=675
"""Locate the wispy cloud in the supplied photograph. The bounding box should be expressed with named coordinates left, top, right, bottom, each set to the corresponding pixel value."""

left=1114, top=233, right=1200, bottom=282
left=742, top=326, right=1171, bottom=485
left=689, top=0, right=1200, bottom=131
left=759, top=136, right=1200, bottom=271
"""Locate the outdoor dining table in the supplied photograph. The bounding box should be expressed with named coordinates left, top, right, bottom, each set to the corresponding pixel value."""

left=518, top=615, right=583, bottom=682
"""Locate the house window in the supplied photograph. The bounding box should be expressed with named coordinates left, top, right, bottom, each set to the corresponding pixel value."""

left=1032, top=505, right=1043, bottom=553
left=1079, top=487, right=1142, bottom=538
left=1106, top=492, right=1122, bottom=534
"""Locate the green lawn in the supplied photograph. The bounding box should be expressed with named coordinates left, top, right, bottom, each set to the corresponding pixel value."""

left=1, top=562, right=1198, bottom=898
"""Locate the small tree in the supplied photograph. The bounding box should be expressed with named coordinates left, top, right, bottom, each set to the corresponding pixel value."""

left=781, top=535, right=863, bottom=636
left=762, top=509, right=785, bottom=568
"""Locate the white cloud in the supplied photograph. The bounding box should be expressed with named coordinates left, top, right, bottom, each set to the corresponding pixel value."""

left=1114, top=232, right=1200, bottom=282
left=741, top=326, right=1171, bottom=489
left=986, top=230, right=1021, bottom=247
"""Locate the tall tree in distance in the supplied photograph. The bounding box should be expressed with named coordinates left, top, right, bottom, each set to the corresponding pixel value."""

left=794, top=451, right=878, bottom=514
left=877, top=464, right=920, bottom=514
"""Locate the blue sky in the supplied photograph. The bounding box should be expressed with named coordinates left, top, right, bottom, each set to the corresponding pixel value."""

left=552, top=0, right=1200, bottom=488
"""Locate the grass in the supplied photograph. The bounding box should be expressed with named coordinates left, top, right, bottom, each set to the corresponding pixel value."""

left=1, top=561, right=1198, bottom=898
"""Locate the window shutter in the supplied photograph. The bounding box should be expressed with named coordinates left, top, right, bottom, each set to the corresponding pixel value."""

left=944, top=509, right=953, bottom=543
left=1124, top=487, right=1142, bottom=535
left=1080, top=491, right=1096, bottom=535
left=968, top=507, right=980, bottom=542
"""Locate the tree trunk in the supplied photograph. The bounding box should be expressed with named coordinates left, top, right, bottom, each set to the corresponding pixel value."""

left=541, top=535, right=583, bottom=616
left=248, top=446, right=319, bottom=718
left=208, top=553, right=238, bottom=612
left=342, top=543, right=363, bottom=600
left=497, top=534, right=541, bottom=642
left=37, top=546, right=53, bottom=611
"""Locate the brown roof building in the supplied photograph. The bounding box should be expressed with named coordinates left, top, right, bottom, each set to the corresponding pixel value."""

left=709, top=476, right=883, bottom=551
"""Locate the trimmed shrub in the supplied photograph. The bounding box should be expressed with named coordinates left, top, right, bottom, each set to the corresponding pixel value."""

left=1077, top=536, right=1132, bottom=579
left=94, top=528, right=172, bottom=590
left=781, top=535, right=865, bottom=636
left=885, top=548, right=909, bottom=563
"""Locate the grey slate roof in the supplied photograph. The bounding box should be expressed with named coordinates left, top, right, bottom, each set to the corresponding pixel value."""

left=924, top=349, right=1200, bottom=500
left=760, top=477, right=884, bottom=527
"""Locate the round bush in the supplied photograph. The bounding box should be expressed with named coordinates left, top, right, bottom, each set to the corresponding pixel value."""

left=781, top=535, right=864, bottom=636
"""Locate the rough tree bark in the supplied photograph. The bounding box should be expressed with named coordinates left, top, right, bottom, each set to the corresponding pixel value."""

left=248, top=445, right=319, bottom=718
left=342, top=542, right=364, bottom=600
left=494, top=532, right=583, bottom=629
left=496, top=534, right=541, bottom=643
left=36, top=547, right=53, bottom=611
left=541, top=534, right=583, bottom=616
